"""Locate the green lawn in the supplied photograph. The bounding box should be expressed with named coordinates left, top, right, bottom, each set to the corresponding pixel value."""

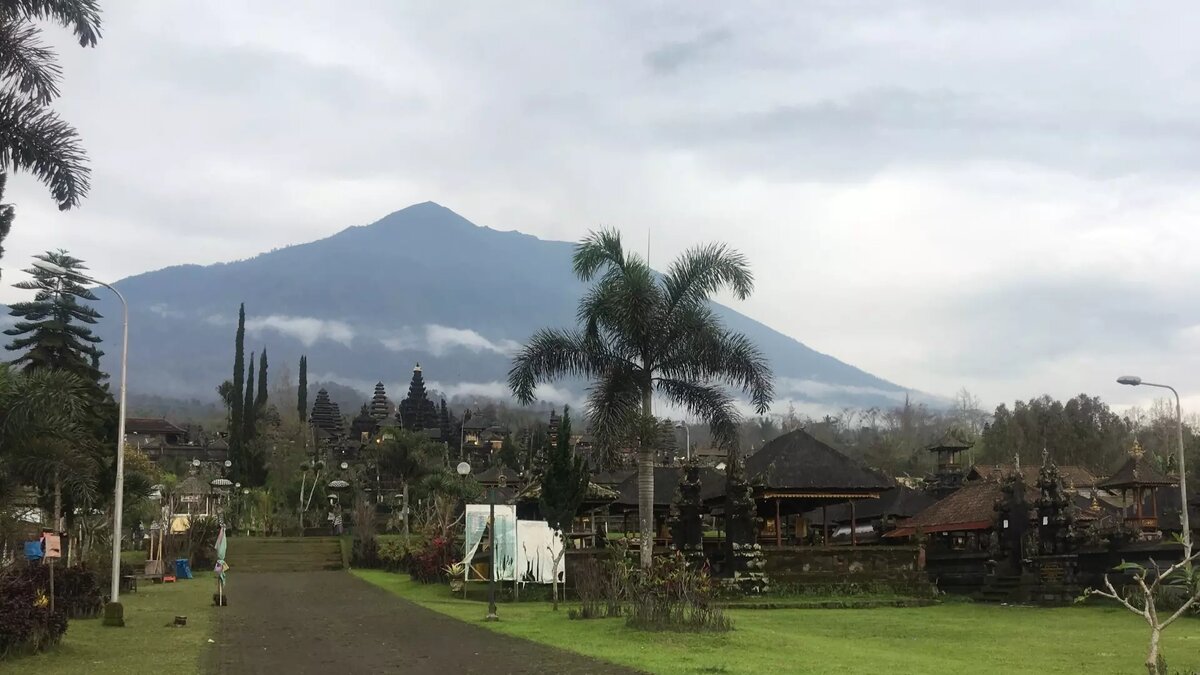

left=354, top=569, right=1200, bottom=675
left=15, top=572, right=216, bottom=675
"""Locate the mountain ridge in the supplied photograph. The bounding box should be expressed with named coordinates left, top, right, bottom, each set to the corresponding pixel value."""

left=60, top=202, right=912, bottom=411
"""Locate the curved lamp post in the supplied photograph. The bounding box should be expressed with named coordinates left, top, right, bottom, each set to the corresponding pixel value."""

left=32, top=258, right=130, bottom=626
left=675, top=421, right=691, bottom=463
left=1118, top=375, right=1191, bottom=558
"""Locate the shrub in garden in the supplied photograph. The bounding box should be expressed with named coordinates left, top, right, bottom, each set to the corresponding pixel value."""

left=409, top=536, right=455, bottom=583
left=0, top=565, right=69, bottom=659
left=625, top=552, right=731, bottom=633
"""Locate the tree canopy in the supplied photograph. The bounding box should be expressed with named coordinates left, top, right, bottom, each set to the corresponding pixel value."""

left=509, top=228, right=774, bottom=567
left=0, top=0, right=101, bottom=211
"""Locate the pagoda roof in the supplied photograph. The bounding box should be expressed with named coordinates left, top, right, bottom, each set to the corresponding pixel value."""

left=926, top=433, right=973, bottom=453
left=745, top=429, right=893, bottom=494
left=1099, top=452, right=1176, bottom=490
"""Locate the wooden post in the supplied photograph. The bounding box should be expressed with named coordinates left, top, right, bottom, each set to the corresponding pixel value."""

left=1136, top=487, right=1144, bottom=525
left=850, top=500, right=858, bottom=547
left=1151, top=488, right=1159, bottom=521
left=774, top=498, right=782, bottom=547
left=822, top=505, right=828, bottom=546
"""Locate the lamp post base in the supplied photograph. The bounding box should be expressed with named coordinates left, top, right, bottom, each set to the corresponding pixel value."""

left=484, top=612, right=499, bottom=622
left=102, top=601, right=125, bottom=627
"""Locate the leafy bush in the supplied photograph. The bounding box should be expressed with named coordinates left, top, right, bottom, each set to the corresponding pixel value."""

left=375, top=536, right=427, bottom=572
left=409, top=536, right=455, bottom=584
left=0, top=565, right=69, bottom=659
left=625, top=552, right=731, bottom=633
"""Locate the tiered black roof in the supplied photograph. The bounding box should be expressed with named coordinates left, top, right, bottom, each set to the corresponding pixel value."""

left=399, top=364, right=438, bottom=431
left=369, top=382, right=391, bottom=420
left=746, top=429, right=893, bottom=493
left=310, top=388, right=344, bottom=437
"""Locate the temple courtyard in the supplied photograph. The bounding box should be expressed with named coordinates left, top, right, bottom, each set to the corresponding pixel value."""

left=13, top=567, right=1198, bottom=674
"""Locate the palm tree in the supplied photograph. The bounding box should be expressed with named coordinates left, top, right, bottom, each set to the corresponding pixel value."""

left=0, top=0, right=102, bottom=211
left=0, top=367, right=101, bottom=528
left=509, top=229, right=774, bottom=568
left=375, top=429, right=438, bottom=538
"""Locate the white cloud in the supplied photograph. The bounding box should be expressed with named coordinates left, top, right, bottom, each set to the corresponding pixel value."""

left=377, top=324, right=521, bottom=357
left=246, top=315, right=354, bottom=347
left=424, top=325, right=521, bottom=357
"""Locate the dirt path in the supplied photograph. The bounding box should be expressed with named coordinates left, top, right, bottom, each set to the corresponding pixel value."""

left=209, top=571, right=639, bottom=674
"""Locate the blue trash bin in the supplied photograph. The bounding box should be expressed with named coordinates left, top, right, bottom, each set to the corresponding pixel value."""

left=175, top=558, right=193, bottom=579
left=24, top=540, right=43, bottom=561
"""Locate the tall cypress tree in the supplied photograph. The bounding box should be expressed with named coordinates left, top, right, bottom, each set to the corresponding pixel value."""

left=230, top=304, right=246, bottom=477
left=297, top=355, right=308, bottom=423
left=243, top=352, right=256, bottom=441
left=255, top=347, right=269, bottom=412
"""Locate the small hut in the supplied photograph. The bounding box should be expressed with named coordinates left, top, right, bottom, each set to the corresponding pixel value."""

left=1099, top=442, right=1177, bottom=533
left=740, top=429, right=893, bottom=546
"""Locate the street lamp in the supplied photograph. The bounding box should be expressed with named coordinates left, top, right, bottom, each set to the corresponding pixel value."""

left=32, top=258, right=130, bottom=627
left=486, top=468, right=507, bottom=622
left=676, top=421, right=691, bottom=463
left=1118, top=375, right=1191, bottom=558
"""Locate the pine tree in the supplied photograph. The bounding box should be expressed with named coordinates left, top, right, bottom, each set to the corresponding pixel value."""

left=5, top=250, right=105, bottom=381
left=230, top=304, right=246, bottom=476
left=538, top=406, right=588, bottom=609
left=256, top=347, right=268, bottom=412
left=297, top=355, right=308, bottom=423
left=243, top=352, right=256, bottom=441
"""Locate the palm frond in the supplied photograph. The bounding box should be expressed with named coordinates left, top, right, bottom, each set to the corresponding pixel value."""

left=572, top=228, right=629, bottom=281
left=0, top=19, right=61, bottom=104
left=662, top=325, right=774, bottom=415
left=0, top=89, right=89, bottom=209
left=3, top=0, right=103, bottom=47
left=508, top=328, right=620, bottom=405
left=663, top=241, right=754, bottom=308
left=585, top=366, right=644, bottom=454
left=655, top=377, right=742, bottom=446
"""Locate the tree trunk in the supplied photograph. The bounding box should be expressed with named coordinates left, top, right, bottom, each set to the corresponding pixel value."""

left=638, top=387, right=654, bottom=569
left=1146, top=626, right=1162, bottom=675
left=552, top=544, right=565, bottom=611
left=53, top=469, right=62, bottom=532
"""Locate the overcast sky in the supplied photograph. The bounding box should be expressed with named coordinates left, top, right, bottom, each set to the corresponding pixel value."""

left=4, top=1, right=1200, bottom=412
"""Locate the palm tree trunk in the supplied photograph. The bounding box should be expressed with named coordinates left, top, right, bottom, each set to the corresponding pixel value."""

left=54, top=468, right=62, bottom=531
left=638, top=387, right=654, bottom=569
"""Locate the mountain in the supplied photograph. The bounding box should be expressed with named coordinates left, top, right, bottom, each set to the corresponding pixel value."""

left=73, top=203, right=913, bottom=411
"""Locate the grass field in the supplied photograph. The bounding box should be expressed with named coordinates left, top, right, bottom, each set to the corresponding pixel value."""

left=354, top=569, right=1200, bottom=675
left=15, top=572, right=216, bottom=675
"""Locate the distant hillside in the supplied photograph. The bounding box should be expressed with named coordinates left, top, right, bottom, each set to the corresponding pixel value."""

left=69, top=202, right=910, bottom=411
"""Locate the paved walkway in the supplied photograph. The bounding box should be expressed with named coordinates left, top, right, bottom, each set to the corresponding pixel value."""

left=209, top=571, right=638, bottom=674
